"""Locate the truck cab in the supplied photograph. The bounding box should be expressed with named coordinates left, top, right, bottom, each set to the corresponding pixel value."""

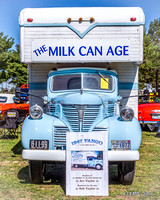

left=87, top=157, right=103, bottom=170
left=22, top=67, right=141, bottom=185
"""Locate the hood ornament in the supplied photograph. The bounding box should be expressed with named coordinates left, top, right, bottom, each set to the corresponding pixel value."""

left=74, top=105, right=87, bottom=132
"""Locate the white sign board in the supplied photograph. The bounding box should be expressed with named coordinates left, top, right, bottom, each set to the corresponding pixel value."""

left=66, top=132, right=108, bottom=196
left=32, top=39, right=130, bottom=63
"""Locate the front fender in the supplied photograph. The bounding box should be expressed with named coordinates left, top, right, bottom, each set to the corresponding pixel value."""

left=21, top=114, right=54, bottom=149
left=95, top=115, right=142, bottom=150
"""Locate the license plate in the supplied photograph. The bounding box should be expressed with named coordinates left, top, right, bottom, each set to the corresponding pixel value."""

left=30, top=140, right=49, bottom=150
left=7, top=112, right=16, bottom=117
left=152, top=115, right=160, bottom=119
left=111, top=140, right=131, bottom=150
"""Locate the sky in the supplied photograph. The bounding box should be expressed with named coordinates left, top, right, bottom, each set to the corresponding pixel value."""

left=0, top=0, right=160, bottom=47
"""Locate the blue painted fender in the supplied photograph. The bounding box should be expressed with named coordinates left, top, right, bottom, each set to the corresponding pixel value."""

left=95, top=115, right=142, bottom=150
left=22, top=114, right=55, bottom=150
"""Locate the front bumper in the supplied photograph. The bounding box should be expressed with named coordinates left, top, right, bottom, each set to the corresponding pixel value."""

left=22, top=150, right=139, bottom=161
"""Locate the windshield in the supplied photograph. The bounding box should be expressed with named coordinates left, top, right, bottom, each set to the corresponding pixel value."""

left=0, top=96, right=7, bottom=103
left=51, top=73, right=113, bottom=91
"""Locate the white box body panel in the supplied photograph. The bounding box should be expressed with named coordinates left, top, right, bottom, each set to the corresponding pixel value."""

left=20, top=7, right=144, bottom=63
left=21, top=25, right=143, bottom=63
left=20, top=7, right=144, bottom=118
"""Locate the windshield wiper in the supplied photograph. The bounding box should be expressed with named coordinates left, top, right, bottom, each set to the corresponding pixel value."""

left=97, top=71, right=109, bottom=85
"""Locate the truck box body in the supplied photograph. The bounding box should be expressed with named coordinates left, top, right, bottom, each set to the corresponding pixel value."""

left=20, top=7, right=144, bottom=117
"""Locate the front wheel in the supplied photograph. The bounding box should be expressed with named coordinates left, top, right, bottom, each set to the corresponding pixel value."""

left=74, top=164, right=78, bottom=168
left=29, top=160, right=44, bottom=184
left=118, top=161, right=135, bottom=185
left=95, top=164, right=102, bottom=170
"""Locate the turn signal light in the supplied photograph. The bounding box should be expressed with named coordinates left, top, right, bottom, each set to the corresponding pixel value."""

left=27, top=18, right=33, bottom=22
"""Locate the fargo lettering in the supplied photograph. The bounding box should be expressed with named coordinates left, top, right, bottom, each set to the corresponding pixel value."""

left=71, top=138, right=103, bottom=145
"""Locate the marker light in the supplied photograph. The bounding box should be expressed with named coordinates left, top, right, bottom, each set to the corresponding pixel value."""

left=90, top=17, right=95, bottom=23
left=130, top=17, right=136, bottom=22
left=79, top=17, right=83, bottom=23
left=27, top=18, right=33, bottom=22
left=67, top=18, right=72, bottom=23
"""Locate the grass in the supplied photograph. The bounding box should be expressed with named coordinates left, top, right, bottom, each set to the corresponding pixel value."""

left=0, top=131, right=159, bottom=200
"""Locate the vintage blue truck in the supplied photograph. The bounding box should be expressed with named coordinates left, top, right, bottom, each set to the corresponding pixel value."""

left=19, top=7, right=145, bottom=185
left=72, top=151, right=103, bottom=170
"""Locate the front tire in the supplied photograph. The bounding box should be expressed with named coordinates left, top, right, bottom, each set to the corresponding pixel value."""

left=29, top=160, right=44, bottom=184
left=95, top=164, right=102, bottom=170
left=118, top=161, right=135, bottom=185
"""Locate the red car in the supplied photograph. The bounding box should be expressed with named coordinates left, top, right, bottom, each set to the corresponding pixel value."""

left=0, top=94, right=29, bottom=121
left=138, top=102, right=160, bottom=131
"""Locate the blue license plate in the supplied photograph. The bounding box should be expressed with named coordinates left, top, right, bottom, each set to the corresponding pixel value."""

left=111, top=140, right=131, bottom=150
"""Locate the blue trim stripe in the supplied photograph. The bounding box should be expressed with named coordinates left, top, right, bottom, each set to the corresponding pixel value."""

left=20, top=22, right=144, bottom=39
left=29, top=82, right=47, bottom=90
left=48, top=68, right=118, bottom=78
left=119, top=82, right=138, bottom=90
left=29, top=81, right=138, bottom=90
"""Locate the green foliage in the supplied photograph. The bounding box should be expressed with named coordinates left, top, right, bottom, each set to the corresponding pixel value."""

left=148, top=18, right=160, bottom=45
left=139, top=33, right=159, bottom=89
left=139, top=19, right=160, bottom=89
left=6, top=45, right=28, bottom=87
left=0, top=32, right=27, bottom=87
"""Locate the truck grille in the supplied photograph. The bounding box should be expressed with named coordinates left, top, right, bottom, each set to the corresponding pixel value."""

left=62, top=104, right=101, bottom=132
left=107, top=104, right=115, bottom=117
left=48, top=104, right=56, bottom=115
left=53, top=126, right=69, bottom=147
left=93, top=127, right=108, bottom=132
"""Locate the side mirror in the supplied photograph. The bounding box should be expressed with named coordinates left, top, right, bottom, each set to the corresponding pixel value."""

left=43, top=96, right=48, bottom=104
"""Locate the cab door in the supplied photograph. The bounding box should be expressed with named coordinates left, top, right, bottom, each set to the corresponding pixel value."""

left=87, top=157, right=96, bottom=168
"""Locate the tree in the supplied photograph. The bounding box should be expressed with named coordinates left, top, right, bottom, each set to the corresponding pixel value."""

left=0, top=32, right=14, bottom=83
left=0, top=32, right=27, bottom=87
left=6, top=45, right=28, bottom=86
left=148, top=18, right=160, bottom=46
left=139, top=19, right=160, bottom=90
left=139, top=33, right=159, bottom=89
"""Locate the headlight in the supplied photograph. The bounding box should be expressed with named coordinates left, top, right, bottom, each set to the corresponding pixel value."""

left=29, top=104, right=43, bottom=119
left=120, top=107, right=134, bottom=121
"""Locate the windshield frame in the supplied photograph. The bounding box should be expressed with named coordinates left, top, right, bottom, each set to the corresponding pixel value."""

left=50, top=72, right=115, bottom=93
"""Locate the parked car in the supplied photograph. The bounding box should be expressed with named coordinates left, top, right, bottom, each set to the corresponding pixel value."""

left=0, top=94, right=29, bottom=129
left=138, top=102, right=160, bottom=131
left=0, top=99, right=29, bottom=120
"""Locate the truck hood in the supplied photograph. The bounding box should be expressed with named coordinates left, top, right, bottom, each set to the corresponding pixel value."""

left=53, top=92, right=103, bottom=105
left=51, top=92, right=115, bottom=105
